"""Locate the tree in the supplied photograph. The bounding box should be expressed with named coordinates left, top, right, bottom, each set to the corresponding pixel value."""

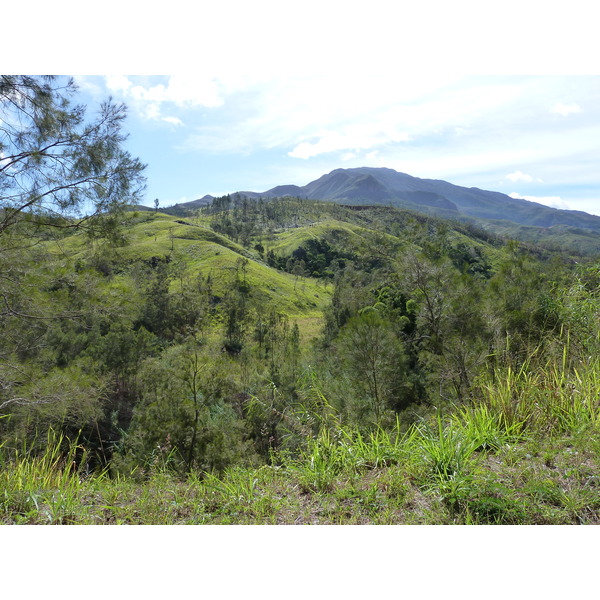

left=139, top=260, right=173, bottom=337
left=399, top=250, right=452, bottom=355
left=122, top=343, right=252, bottom=474
left=0, top=76, right=146, bottom=235
left=338, top=310, right=407, bottom=424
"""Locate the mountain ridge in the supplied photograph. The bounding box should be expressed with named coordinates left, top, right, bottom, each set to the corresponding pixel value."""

left=181, top=167, right=600, bottom=235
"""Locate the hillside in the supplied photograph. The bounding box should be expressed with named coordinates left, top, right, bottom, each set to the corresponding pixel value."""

left=169, top=167, right=600, bottom=255
left=49, top=210, right=333, bottom=339
left=2, top=195, right=600, bottom=526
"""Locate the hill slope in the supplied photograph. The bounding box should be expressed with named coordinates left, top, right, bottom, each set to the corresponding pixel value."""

left=4, top=195, right=600, bottom=527
left=53, top=211, right=332, bottom=322
left=173, top=167, right=600, bottom=254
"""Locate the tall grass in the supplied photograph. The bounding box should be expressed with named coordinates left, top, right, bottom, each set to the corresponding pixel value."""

left=451, top=403, right=523, bottom=452
left=409, top=412, right=478, bottom=481
left=0, top=430, right=96, bottom=524
left=547, top=358, right=600, bottom=433
left=283, top=428, right=348, bottom=493
left=278, top=420, right=405, bottom=493
left=338, top=423, right=404, bottom=470
left=477, top=352, right=600, bottom=437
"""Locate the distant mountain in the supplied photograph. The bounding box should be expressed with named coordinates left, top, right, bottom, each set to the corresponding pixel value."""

left=180, top=167, right=600, bottom=237
left=170, top=196, right=214, bottom=210
left=258, top=167, right=600, bottom=233
left=145, top=195, right=214, bottom=216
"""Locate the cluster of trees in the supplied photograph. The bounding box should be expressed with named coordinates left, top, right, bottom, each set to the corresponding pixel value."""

left=0, top=76, right=144, bottom=462
left=207, top=194, right=349, bottom=246
left=265, top=238, right=354, bottom=279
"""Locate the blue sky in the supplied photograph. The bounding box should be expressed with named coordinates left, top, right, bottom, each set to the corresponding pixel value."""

left=12, top=1, right=600, bottom=216
left=75, top=74, right=600, bottom=216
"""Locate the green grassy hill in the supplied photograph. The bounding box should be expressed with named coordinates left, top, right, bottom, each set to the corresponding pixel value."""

left=47, top=210, right=333, bottom=325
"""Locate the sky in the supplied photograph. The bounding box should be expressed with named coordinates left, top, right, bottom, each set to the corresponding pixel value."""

left=10, top=1, right=600, bottom=217
left=74, top=74, right=600, bottom=216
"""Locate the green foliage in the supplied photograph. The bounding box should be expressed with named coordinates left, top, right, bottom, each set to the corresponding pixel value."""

left=0, top=429, right=95, bottom=524
left=138, top=260, right=174, bottom=337
left=336, top=310, right=408, bottom=423
left=0, top=364, right=106, bottom=447
left=338, top=424, right=405, bottom=470
left=283, top=428, right=348, bottom=493
left=451, top=403, right=522, bottom=452
left=0, top=75, right=145, bottom=235
left=475, top=349, right=600, bottom=437
left=411, top=412, right=478, bottom=482
left=3, top=184, right=600, bottom=524
left=462, top=479, right=528, bottom=524
left=119, top=343, right=254, bottom=475
left=2, top=395, right=600, bottom=523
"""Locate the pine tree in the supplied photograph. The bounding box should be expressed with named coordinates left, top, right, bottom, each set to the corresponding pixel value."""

left=0, top=75, right=146, bottom=235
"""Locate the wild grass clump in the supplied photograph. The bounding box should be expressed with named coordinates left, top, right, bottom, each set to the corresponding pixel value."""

left=548, top=359, right=600, bottom=433
left=0, top=430, right=95, bottom=524
left=398, top=412, right=476, bottom=512
left=277, top=420, right=406, bottom=493
left=281, top=428, right=348, bottom=493
left=409, top=412, right=478, bottom=481
left=451, top=403, right=524, bottom=452
left=477, top=352, right=600, bottom=437
left=338, top=425, right=404, bottom=470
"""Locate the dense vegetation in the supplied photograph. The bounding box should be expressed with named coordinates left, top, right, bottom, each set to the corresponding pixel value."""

left=2, top=192, right=600, bottom=524
left=2, top=76, right=600, bottom=525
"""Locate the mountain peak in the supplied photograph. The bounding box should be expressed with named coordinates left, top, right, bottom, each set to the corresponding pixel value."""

left=260, top=167, right=600, bottom=232
left=182, top=166, right=600, bottom=236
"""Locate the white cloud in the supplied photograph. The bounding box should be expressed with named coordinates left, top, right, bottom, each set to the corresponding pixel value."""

left=75, top=76, right=105, bottom=98
left=143, top=103, right=160, bottom=120
left=180, top=74, right=480, bottom=156
left=288, top=127, right=410, bottom=160
left=108, top=75, right=224, bottom=108
left=105, top=75, right=133, bottom=94
left=551, top=102, right=582, bottom=116
left=103, top=75, right=225, bottom=125
left=194, top=76, right=538, bottom=161
left=506, top=170, right=534, bottom=183
left=162, top=116, right=184, bottom=126
left=157, top=76, right=223, bottom=108
left=510, top=192, right=570, bottom=210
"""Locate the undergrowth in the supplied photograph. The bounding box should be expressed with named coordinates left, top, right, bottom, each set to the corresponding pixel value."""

left=2, top=354, right=600, bottom=524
